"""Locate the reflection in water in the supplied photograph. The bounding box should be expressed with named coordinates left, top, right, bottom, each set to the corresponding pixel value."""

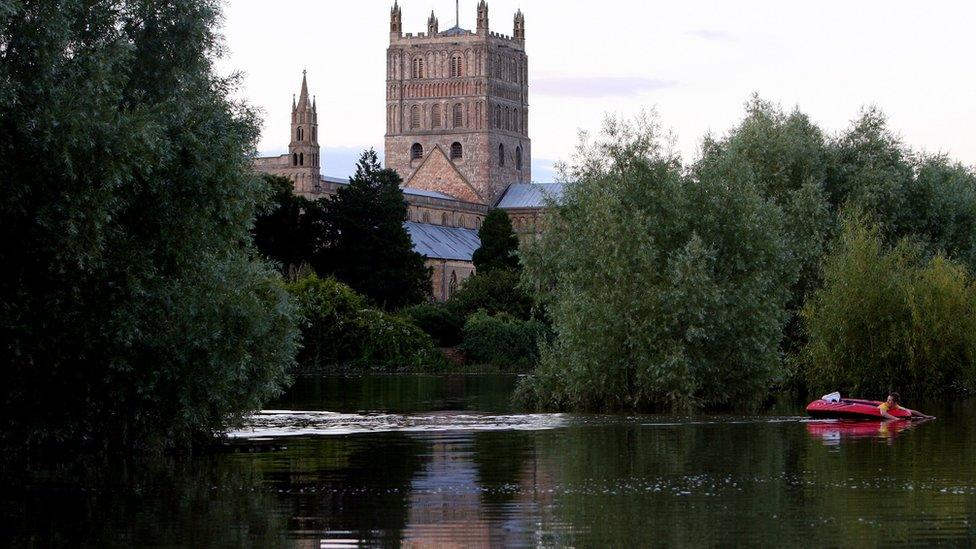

left=806, top=419, right=923, bottom=445
left=4, top=375, right=975, bottom=547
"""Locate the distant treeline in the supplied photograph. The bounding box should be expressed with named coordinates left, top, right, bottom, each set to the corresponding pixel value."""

left=517, top=100, right=976, bottom=411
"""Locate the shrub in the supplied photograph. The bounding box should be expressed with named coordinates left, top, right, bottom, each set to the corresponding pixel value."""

left=352, top=309, right=442, bottom=370
left=285, top=275, right=367, bottom=367
left=402, top=302, right=464, bottom=347
left=801, top=213, right=976, bottom=398
left=286, top=274, right=441, bottom=371
left=447, top=269, right=534, bottom=320
left=460, top=311, right=548, bottom=369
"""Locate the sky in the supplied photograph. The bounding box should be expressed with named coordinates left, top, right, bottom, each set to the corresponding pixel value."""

left=217, top=0, right=976, bottom=181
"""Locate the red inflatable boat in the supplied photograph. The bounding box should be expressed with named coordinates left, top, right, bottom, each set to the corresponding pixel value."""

left=806, top=395, right=914, bottom=419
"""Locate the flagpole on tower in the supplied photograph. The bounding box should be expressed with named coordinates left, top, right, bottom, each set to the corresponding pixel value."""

left=456, top=0, right=459, bottom=27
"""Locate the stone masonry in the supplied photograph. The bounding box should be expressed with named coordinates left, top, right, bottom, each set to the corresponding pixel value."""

left=385, top=0, right=531, bottom=205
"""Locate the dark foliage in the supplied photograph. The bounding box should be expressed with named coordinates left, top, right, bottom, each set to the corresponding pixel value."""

left=401, top=302, right=464, bottom=347
left=322, top=150, right=431, bottom=309
left=447, top=269, right=534, bottom=320
left=252, top=175, right=328, bottom=274
left=460, top=311, right=548, bottom=370
left=0, top=0, right=299, bottom=454
left=286, top=274, right=441, bottom=371
left=472, top=209, right=521, bottom=273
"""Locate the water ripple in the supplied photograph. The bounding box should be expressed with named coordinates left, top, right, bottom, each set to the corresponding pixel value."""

left=228, top=410, right=568, bottom=439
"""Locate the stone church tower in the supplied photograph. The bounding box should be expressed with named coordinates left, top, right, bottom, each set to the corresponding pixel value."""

left=286, top=71, right=320, bottom=193
left=252, top=72, right=321, bottom=195
left=385, top=1, right=531, bottom=205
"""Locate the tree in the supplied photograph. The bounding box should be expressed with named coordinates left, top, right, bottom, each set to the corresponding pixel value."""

left=517, top=115, right=797, bottom=411
left=252, top=174, right=329, bottom=274
left=324, top=150, right=431, bottom=309
left=472, top=209, right=520, bottom=273
left=825, top=109, right=976, bottom=272
left=694, top=97, right=834, bottom=353
left=825, top=108, right=914, bottom=225
left=801, top=212, right=976, bottom=398
left=0, top=0, right=299, bottom=454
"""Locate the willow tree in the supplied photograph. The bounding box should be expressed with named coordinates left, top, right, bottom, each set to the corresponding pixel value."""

left=693, top=97, right=834, bottom=354
left=518, top=115, right=797, bottom=411
left=802, top=212, right=976, bottom=398
left=0, top=0, right=298, bottom=453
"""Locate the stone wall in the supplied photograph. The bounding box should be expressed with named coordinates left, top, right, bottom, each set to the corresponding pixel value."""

left=428, top=258, right=476, bottom=302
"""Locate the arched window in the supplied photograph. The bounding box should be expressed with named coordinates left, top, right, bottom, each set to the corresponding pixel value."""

left=450, top=142, right=463, bottom=160
left=441, top=212, right=449, bottom=225
left=516, top=146, right=522, bottom=170
left=412, top=57, right=424, bottom=78
left=505, top=107, right=511, bottom=131
left=452, top=103, right=463, bottom=128
left=292, top=153, right=298, bottom=166
left=299, top=152, right=304, bottom=166
left=514, top=109, right=520, bottom=133
left=431, top=104, right=441, bottom=128
left=410, top=105, right=420, bottom=129
left=411, top=143, right=423, bottom=160
left=449, top=271, right=458, bottom=296
left=498, top=143, right=505, bottom=167
left=296, top=127, right=303, bottom=141
left=313, top=126, right=317, bottom=140
left=422, top=211, right=430, bottom=223
left=451, top=54, right=463, bottom=77
left=494, top=105, right=501, bottom=128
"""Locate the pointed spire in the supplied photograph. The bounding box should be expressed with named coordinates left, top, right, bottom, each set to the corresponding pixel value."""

left=297, top=70, right=310, bottom=109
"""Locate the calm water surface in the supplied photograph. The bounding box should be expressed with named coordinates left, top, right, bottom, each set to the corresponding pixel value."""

left=4, top=374, right=976, bottom=547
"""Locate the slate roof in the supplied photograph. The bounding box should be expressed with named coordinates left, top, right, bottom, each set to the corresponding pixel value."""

left=319, top=176, right=455, bottom=201
left=440, top=25, right=471, bottom=36
left=405, top=221, right=481, bottom=261
left=496, top=183, right=564, bottom=209
left=402, top=187, right=455, bottom=200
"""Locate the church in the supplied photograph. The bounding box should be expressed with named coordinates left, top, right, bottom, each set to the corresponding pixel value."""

left=254, top=1, right=561, bottom=301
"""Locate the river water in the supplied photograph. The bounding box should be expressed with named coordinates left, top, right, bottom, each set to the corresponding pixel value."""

left=4, top=374, right=975, bottom=546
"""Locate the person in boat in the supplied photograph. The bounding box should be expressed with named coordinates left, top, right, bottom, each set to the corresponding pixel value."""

left=879, top=392, right=934, bottom=420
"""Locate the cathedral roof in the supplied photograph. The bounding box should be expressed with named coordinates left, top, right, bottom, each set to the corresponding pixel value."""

left=402, top=187, right=455, bottom=200
left=405, top=222, right=481, bottom=261
left=439, top=25, right=471, bottom=36
left=320, top=176, right=457, bottom=201
left=496, top=183, right=564, bottom=209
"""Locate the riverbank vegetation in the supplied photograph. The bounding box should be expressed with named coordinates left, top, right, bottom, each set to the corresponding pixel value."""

left=0, top=0, right=299, bottom=454
left=802, top=213, right=976, bottom=398
left=285, top=274, right=442, bottom=372
left=518, top=100, right=976, bottom=410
